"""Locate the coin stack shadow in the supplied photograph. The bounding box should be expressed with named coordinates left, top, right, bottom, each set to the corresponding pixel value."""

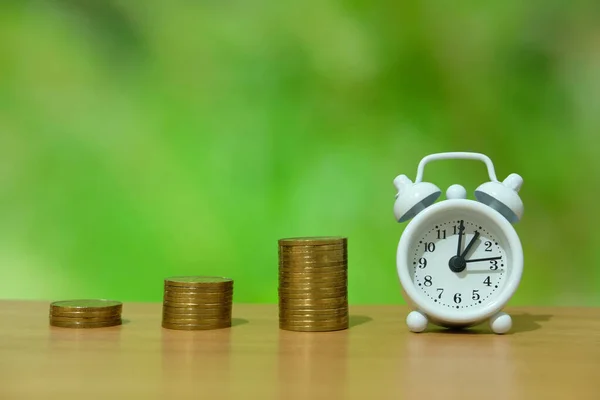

left=49, top=299, right=123, bottom=328
left=278, top=237, right=349, bottom=332
left=161, top=276, right=234, bottom=330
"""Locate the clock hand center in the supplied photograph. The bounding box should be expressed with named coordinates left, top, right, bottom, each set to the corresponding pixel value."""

left=448, top=255, right=466, bottom=273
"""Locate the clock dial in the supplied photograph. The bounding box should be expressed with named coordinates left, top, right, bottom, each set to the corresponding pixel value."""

left=409, top=219, right=507, bottom=310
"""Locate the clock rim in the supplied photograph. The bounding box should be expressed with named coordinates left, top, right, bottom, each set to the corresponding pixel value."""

left=396, top=199, right=523, bottom=326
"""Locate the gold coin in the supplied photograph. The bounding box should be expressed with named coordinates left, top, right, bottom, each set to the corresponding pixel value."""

left=164, top=289, right=233, bottom=296
left=278, top=280, right=347, bottom=287
left=278, top=275, right=347, bottom=282
left=50, top=309, right=122, bottom=318
left=162, top=314, right=231, bottom=322
left=278, top=237, right=346, bottom=246
left=280, top=316, right=348, bottom=323
left=163, top=297, right=232, bottom=305
left=163, top=304, right=231, bottom=312
left=162, top=316, right=230, bottom=324
left=164, top=287, right=233, bottom=294
left=163, top=288, right=233, bottom=295
left=280, top=301, right=347, bottom=309
left=278, top=287, right=347, bottom=295
left=163, top=292, right=233, bottom=299
left=50, top=319, right=122, bottom=328
left=163, top=293, right=232, bottom=302
left=50, top=299, right=122, bottom=312
left=162, top=321, right=231, bottom=330
left=164, top=284, right=233, bottom=291
left=279, top=321, right=348, bottom=331
left=279, top=250, right=346, bottom=259
left=280, top=308, right=348, bottom=316
left=164, top=276, right=233, bottom=287
left=279, top=261, right=346, bottom=268
left=279, top=284, right=347, bottom=290
left=280, top=256, right=346, bottom=263
left=279, top=269, right=347, bottom=277
left=278, top=281, right=347, bottom=288
left=279, top=246, right=346, bottom=253
left=162, top=307, right=231, bottom=316
left=49, top=315, right=122, bottom=323
left=279, top=305, right=347, bottom=312
left=279, top=275, right=347, bottom=281
left=163, top=300, right=232, bottom=308
left=280, top=318, right=348, bottom=326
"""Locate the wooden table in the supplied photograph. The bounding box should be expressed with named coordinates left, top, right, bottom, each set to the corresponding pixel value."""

left=1, top=301, right=599, bottom=399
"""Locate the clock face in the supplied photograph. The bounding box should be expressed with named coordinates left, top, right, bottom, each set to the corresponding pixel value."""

left=397, top=199, right=523, bottom=324
left=405, top=212, right=514, bottom=314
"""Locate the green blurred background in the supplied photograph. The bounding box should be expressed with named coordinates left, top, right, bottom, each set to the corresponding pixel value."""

left=1, top=0, right=599, bottom=306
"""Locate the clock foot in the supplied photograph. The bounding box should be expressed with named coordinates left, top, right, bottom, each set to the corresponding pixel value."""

left=489, top=312, right=512, bottom=334
left=406, top=311, right=428, bottom=333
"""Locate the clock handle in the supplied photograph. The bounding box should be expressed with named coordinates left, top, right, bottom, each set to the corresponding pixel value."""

left=415, top=152, right=499, bottom=183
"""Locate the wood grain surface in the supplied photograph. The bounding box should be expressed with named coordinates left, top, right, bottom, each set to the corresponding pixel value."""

left=0, top=301, right=599, bottom=399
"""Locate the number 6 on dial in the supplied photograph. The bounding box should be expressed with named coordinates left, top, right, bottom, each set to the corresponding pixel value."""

left=393, top=152, right=524, bottom=334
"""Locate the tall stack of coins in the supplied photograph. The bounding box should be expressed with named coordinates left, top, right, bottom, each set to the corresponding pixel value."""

left=278, top=237, right=348, bottom=332
left=162, top=276, right=234, bottom=330
left=49, top=299, right=123, bottom=328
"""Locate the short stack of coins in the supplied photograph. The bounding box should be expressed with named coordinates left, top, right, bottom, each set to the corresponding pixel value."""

left=162, top=276, right=234, bottom=330
left=49, top=299, right=123, bottom=328
left=278, top=237, right=349, bottom=332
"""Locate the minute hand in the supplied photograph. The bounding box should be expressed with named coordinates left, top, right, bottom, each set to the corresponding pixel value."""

left=465, top=256, right=502, bottom=263
left=460, top=231, right=480, bottom=259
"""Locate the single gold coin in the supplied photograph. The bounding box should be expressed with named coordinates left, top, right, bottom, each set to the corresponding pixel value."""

left=50, top=299, right=122, bottom=313
left=162, top=321, right=231, bottom=330
left=163, top=289, right=233, bottom=297
left=280, top=316, right=348, bottom=324
left=164, top=276, right=233, bottom=287
left=278, top=288, right=347, bottom=296
left=279, top=284, right=347, bottom=291
left=163, top=294, right=233, bottom=303
left=49, top=315, right=122, bottom=323
left=163, top=305, right=231, bottom=314
left=279, top=282, right=346, bottom=288
left=163, top=304, right=233, bottom=314
left=162, top=316, right=230, bottom=324
left=50, top=319, right=122, bottom=329
left=280, top=303, right=347, bottom=311
left=163, top=300, right=232, bottom=308
left=279, top=305, right=347, bottom=313
left=279, top=262, right=346, bottom=268
left=278, top=237, right=347, bottom=246
left=162, top=313, right=231, bottom=322
left=278, top=281, right=347, bottom=288
left=162, top=307, right=231, bottom=315
left=164, top=284, right=233, bottom=292
left=163, top=294, right=233, bottom=301
left=280, top=300, right=347, bottom=308
left=280, top=308, right=348, bottom=316
left=279, top=250, right=346, bottom=258
left=50, top=310, right=122, bottom=319
left=279, top=322, right=348, bottom=332
left=163, top=287, right=233, bottom=296
left=278, top=260, right=348, bottom=272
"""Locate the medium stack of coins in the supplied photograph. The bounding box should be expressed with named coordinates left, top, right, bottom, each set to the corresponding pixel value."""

left=278, top=237, right=349, bottom=332
left=162, top=276, right=234, bottom=330
left=49, top=299, right=123, bottom=328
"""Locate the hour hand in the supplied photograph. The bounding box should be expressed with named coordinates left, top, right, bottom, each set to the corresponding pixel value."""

left=461, top=231, right=480, bottom=259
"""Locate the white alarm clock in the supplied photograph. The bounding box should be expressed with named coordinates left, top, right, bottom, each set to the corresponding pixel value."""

left=393, top=152, right=524, bottom=334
